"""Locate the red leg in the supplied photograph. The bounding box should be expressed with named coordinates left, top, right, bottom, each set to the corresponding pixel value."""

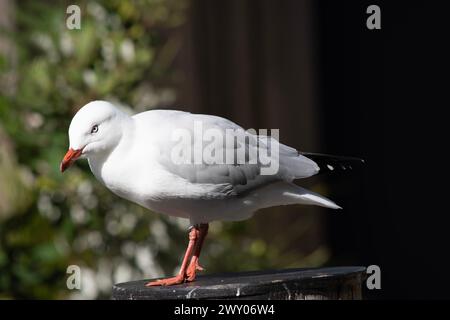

left=145, top=226, right=199, bottom=286
left=186, top=224, right=209, bottom=281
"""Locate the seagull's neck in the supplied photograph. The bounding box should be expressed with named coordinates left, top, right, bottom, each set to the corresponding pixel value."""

left=87, top=115, right=135, bottom=184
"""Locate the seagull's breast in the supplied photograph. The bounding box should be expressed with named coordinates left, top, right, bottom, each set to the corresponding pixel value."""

left=89, top=153, right=141, bottom=202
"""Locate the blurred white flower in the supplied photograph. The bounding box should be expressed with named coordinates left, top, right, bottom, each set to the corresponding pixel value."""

left=120, top=212, right=137, bottom=231
left=120, top=39, right=135, bottom=64
left=114, top=262, right=134, bottom=283
left=83, top=195, right=98, bottom=210
left=77, top=180, right=93, bottom=196
left=121, top=241, right=136, bottom=258
left=59, top=33, right=74, bottom=57
left=77, top=180, right=98, bottom=209
left=70, top=204, right=87, bottom=224
left=23, top=112, right=44, bottom=130
left=150, top=220, right=169, bottom=250
left=82, top=70, right=97, bottom=88
left=106, top=219, right=120, bottom=236
left=72, top=268, right=98, bottom=299
left=87, top=231, right=103, bottom=248
left=135, top=245, right=164, bottom=278
left=96, top=259, right=113, bottom=293
left=37, top=194, right=61, bottom=221
left=32, top=32, right=59, bottom=63
left=101, top=39, right=116, bottom=70
left=87, top=2, right=107, bottom=22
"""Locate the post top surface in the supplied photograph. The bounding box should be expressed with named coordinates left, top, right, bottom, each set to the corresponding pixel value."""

left=112, top=266, right=366, bottom=300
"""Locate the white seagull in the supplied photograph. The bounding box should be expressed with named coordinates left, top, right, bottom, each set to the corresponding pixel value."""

left=60, top=100, right=363, bottom=286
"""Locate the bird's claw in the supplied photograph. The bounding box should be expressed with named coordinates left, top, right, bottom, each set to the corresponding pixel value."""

left=196, top=264, right=205, bottom=271
left=145, top=275, right=186, bottom=286
left=186, top=259, right=205, bottom=281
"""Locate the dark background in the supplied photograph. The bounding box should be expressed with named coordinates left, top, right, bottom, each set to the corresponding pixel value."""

left=319, top=0, right=449, bottom=299
left=178, top=0, right=450, bottom=299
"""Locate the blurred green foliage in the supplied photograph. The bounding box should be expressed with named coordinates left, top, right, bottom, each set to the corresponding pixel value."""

left=0, top=0, right=327, bottom=299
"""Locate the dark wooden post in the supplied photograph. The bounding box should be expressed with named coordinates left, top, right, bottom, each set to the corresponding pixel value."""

left=112, top=266, right=366, bottom=300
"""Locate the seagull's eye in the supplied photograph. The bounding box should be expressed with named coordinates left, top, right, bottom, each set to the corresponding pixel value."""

left=90, top=125, right=99, bottom=134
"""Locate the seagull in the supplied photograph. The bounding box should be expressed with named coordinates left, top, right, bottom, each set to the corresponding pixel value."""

left=60, top=100, right=363, bottom=286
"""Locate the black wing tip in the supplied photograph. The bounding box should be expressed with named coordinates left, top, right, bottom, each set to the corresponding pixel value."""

left=300, top=152, right=365, bottom=173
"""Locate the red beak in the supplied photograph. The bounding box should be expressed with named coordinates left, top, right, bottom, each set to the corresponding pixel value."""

left=60, top=148, right=83, bottom=172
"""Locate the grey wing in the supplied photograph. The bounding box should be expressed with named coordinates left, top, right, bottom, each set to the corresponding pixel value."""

left=157, top=113, right=319, bottom=195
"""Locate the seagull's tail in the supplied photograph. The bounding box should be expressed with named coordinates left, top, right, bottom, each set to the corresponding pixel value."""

left=250, top=181, right=342, bottom=210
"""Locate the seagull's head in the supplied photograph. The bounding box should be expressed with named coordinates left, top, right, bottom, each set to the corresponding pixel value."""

left=60, top=100, right=127, bottom=172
